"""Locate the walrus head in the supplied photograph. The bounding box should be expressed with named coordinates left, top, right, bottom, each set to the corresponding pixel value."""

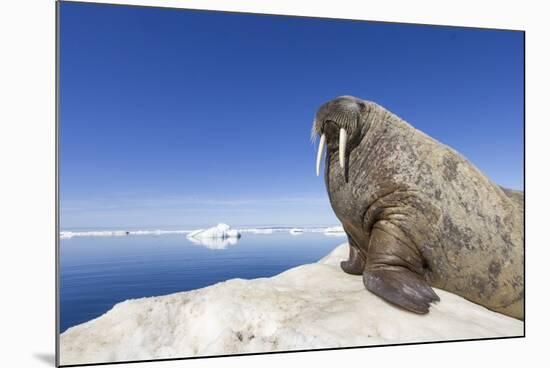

left=312, top=95, right=371, bottom=176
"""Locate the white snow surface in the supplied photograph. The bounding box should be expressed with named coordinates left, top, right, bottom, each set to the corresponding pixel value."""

left=60, top=243, right=523, bottom=366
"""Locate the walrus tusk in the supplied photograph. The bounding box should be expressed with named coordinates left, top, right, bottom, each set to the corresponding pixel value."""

left=316, top=134, right=326, bottom=176
left=339, top=128, right=347, bottom=169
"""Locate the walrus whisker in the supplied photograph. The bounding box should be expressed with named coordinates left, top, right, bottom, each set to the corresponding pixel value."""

left=316, top=133, right=326, bottom=176
left=339, top=128, right=347, bottom=169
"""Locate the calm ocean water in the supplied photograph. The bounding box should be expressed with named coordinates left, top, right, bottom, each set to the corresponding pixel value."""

left=60, top=231, right=344, bottom=333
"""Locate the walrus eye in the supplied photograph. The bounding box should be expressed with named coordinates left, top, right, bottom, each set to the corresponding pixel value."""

left=339, top=128, right=347, bottom=169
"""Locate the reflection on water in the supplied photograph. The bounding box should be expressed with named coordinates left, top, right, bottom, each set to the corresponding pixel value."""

left=187, top=236, right=239, bottom=249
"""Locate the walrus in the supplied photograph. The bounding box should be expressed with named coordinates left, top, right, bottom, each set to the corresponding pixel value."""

left=312, top=96, right=524, bottom=320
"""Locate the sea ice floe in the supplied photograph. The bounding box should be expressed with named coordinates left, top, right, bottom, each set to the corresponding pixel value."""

left=289, top=228, right=304, bottom=235
left=59, top=226, right=347, bottom=239
left=59, top=229, right=190, bottom=239
left=60, top=230, right=130, bottom=239
left=59, top=243, right=523, bottom=366
left=323, top=226, right=346, bottom=236
left=238, top=228, right=275, bottom=234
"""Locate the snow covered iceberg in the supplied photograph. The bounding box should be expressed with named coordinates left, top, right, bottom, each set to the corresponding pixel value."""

left=185, top=223, right=241, bottom=249
left=186, top=223, right=240, bottom=240
left=59, top=243, right=523, bottom=366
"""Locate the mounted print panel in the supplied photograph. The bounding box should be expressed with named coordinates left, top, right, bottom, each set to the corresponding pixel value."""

left=56, top=1, right=524, bottom=366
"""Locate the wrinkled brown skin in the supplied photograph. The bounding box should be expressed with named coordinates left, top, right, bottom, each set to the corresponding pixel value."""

left=314, top=96, right=524, bottom=319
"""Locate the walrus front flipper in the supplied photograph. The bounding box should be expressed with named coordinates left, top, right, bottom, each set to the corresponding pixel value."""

left=340, top=236, right=366, bottom=275
left=363, top=267, right=439, bottom=314
left=362, top=226, right=439, bottom=314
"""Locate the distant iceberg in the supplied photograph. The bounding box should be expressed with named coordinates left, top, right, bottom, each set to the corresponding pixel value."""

left=186, top=223, right=241, bottom=241
left=60, top=229, right=190, bottom=239
left=59, top=225, right=348, bottom=239
left=323, top=226, right=346, bottom=236
left=186, top=224, right=241, bottom=249
left=60, top=230, right=130, bottom=239
left=238, top=228, right=275, bottom=234
left=289, top=228, right=304, bottom=235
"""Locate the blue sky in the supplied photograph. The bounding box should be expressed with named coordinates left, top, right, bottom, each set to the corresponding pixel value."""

left=59, top=2, right=524, bottom=229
